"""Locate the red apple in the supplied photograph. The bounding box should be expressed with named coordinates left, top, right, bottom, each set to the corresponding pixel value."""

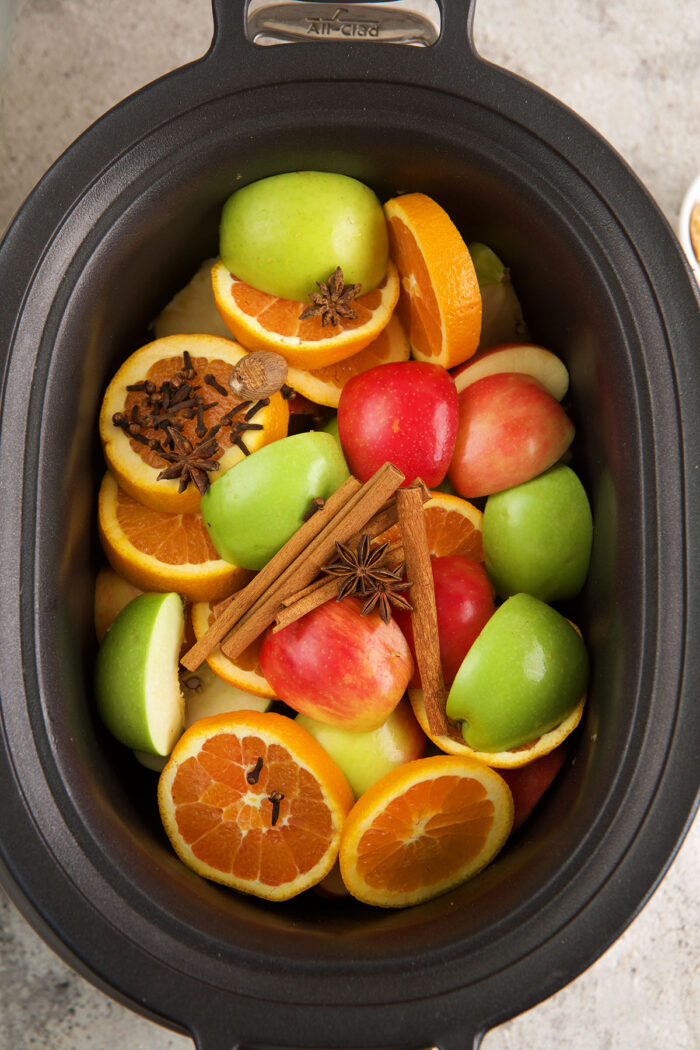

left=393, top=556, right=495, bottom=687
left=500, top=745, right=568, bottom=830
left=259, top=596, right=414, bottom=731
left=452, top=343, right=570, bottom=401
left=337, top=361, right=459, bottom=487
left=448, top=372, right=574, bottom=497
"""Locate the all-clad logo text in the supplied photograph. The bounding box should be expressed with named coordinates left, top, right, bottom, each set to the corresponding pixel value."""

left=306, top=7, right=380, bottom=37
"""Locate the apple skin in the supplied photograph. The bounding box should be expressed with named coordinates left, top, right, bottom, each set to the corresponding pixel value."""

left=259, top=596, right=414, bottom=731
left=296, top=697, right=425, bottom=798
left=452, top=343, right=569, bottom=401
left=482, top=464, right=593, bottom=601
left=219, top=172, right=389, bottom=301
left=202, top=431, right=349, bottom=570
left=337, top=361, right=459, bottom=487
left=448, top=372, right=574, bottom=498
left=392, top=556, right=495, bottom=687
left=445, top=593, right=588, bottom=753
left=500, top=745, right=568, bottom=830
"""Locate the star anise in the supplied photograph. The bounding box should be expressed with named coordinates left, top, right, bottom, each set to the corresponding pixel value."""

left=156, top=426, right=221, bottom=496
left=359, top=567, right=413, bottom=625
left=298, top=266, right=361, bottom=326
left=321, top=535, right=413, bottom=622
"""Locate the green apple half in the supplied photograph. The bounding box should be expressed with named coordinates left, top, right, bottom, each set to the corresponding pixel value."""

left=296, top=698, right=425, bottom=798
left=446, top=593, right=588, bottom=752
left=482, top=464, right=593, bottom=601
left=202, top=430, right=349, bottom=570
left=219, top=171, right=389, bottom=302
left=95, top=591, right=185, bottom=755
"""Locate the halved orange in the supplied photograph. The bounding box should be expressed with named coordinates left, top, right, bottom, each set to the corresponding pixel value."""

left=158, top=709, right=355, bottom=900
left=339, top=754, right=513, bottom=908
left=190, top=600, right=275, bottom=699
left=384, top=193, right=481, bottom=369
left=211, top=259, right=400, bottom=369
left=98, top=472, right=250, bottom=603
left=377, top=490, right=484, bottom=561
left=285, top=312, right=411, bottom=408
left=408, top=688, right=586, bottom=769
left=99, top=333, right=289, bottom=514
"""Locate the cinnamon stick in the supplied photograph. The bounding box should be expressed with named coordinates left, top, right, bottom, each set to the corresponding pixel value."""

left=180, top=474, right=362, bottom=670
left=396, top=486, right=448, bottom=737
left=219, top=462, right=405, bottom=662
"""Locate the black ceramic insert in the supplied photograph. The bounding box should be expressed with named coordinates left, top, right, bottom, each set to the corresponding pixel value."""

left=0, top=3, right=698, bottom=1048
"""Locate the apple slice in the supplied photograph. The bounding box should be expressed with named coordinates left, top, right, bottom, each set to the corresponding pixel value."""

left=452, top=343, right=569, bottom=401
left=95, top=591, right=185, bottom=755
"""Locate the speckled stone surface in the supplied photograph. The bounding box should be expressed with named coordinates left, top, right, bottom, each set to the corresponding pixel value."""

left=0, top=2, right=698, bottom=1048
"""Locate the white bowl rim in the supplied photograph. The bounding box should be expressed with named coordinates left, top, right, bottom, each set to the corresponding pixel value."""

left=678, top=173, right=700, bottom=278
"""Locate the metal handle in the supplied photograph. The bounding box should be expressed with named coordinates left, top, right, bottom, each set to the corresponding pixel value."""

left=206, top=0, right=481, bottom=93
left=246, top=0, right=441, bottom=47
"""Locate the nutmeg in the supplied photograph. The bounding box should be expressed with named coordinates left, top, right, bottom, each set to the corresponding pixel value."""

left=228, top=351, right=288, bottom=401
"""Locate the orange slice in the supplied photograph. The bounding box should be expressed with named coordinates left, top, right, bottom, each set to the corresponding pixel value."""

left=285, top=312, right=410, bottom=408
left=98, top=472, right=250, bottom=603
left=339, top=754, right=513, bottom=908
left=158, top=710, right=354, bottom=900
left=190, top=600, right=275, bottom=699
left=99, top=333, right=289, bottom=514
left=377, top=490, right=484, bottom=561
left=211, top=259, right=400, bottom=369
left=384, top=193, right=481, bottom=369
left=408, top=688, right=586, bottom=769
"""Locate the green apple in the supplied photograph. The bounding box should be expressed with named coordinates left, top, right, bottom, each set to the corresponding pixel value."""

left=321, top=414, right=340, bottom=443
left=134, top=664, right=273, bottom=771
left=469, top=242, right=529, bottom=349
left=296, top=698, right=425, bottom=798
left=201, top=431, right=349, bottom=570
left=219, top=171, right=389, bottom=301
left=482, top=465, right=593, bottom=600
left=95, top=592, right=185, bottom=755
left=446, top=593, right=588, bottom=752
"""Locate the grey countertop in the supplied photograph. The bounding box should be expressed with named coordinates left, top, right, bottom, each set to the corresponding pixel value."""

left=0, top=1, right=698, bottom=1047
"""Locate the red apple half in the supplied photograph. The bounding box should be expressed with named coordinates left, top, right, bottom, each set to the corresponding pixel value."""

left=448, top=372, right=575, bottom=498
left=259, top=596, right=414, bottom=731
left=452, top=343, right=570, bottom=401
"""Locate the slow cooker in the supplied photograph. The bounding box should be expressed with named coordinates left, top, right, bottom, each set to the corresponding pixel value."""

left=0, top=2, right=698, bottom=1047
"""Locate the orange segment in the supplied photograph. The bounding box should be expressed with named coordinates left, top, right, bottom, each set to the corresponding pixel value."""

left=377, top=490, right=484, bottom=561
left=339, top=755, right=513, bottom=907
left=98, top=472, right=251, bottom=603
left=158, top=710, right=354, bottom=900
left=211, top=259, right=400, bottom=369
left=408, top=688, right=586, bottom=769
left=384, top=193, right=481, bottom=369
left=99, top=334, right=289, bottom=514
left=285, top=312, right=410, bottom=408
left=190, top=600, right=275, bottom=700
